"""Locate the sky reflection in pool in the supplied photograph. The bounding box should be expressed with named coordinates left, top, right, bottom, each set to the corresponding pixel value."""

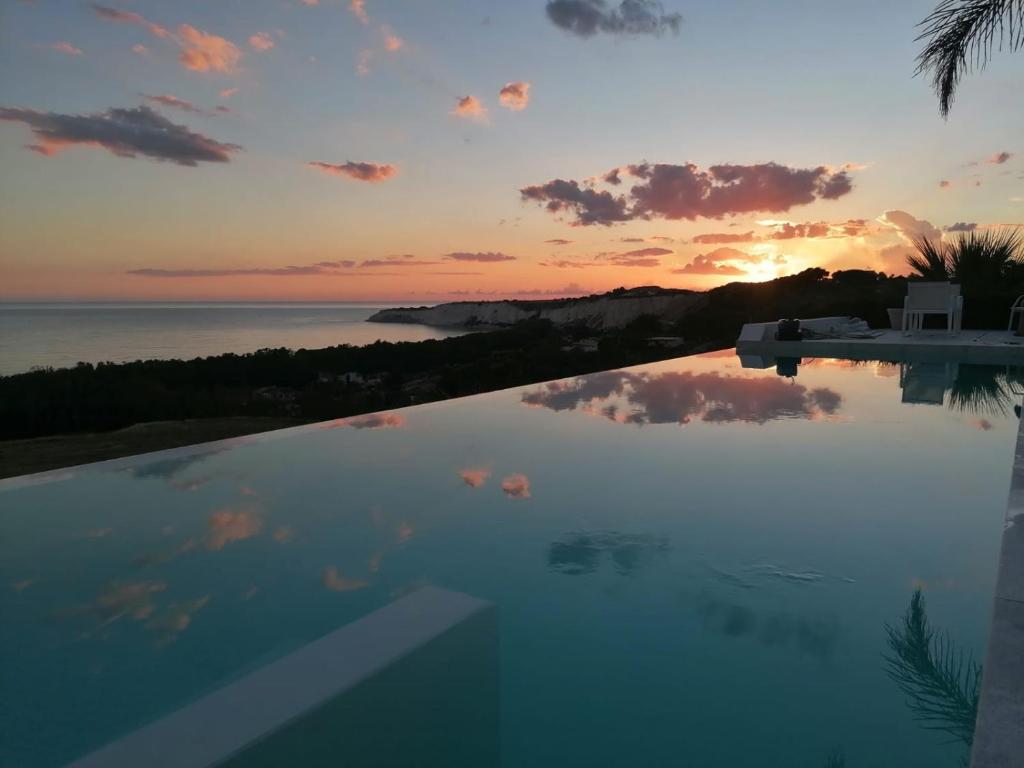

left=1, top=351, right=1018, bottom=767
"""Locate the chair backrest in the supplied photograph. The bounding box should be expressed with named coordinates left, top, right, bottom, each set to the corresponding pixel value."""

left=907, top=281, right=955, bottom=310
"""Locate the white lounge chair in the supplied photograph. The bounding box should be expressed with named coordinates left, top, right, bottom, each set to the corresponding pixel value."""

left=902, top=282, right=963, bottom=335
left=1007, top=295, right=1024, bottom=331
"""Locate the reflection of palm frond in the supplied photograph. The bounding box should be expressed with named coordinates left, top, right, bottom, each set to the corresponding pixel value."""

left=949, top=366, right=1015, bottom=416
left=823, top=749, right=846, bottom=767
left=883, top=590, right=981, bottom=746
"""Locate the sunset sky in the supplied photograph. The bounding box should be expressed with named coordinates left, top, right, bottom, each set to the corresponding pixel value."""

left=1, top=0, right=1022, bottom=301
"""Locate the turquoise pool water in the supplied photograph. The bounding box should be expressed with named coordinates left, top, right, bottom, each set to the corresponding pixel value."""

left=1, top=351, right=1019, bottom=767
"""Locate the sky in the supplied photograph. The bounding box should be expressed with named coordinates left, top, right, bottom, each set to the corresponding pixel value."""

left=1, top=0, right=1022, bottom=302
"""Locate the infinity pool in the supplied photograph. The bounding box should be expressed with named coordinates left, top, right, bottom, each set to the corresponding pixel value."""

left=1, top=351, right=1019, bottom=767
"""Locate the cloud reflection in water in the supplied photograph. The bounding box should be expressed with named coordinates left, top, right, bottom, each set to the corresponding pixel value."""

left=523, top=370, right=842, bottom=426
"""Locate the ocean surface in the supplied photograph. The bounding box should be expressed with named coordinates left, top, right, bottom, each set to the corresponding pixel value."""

left=0, top=303, right=463, bottom=376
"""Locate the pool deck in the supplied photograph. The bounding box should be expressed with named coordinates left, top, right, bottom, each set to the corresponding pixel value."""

left=971, top=414, right=1024, bottom=767
left=736, top=318, right=1024, bottom=367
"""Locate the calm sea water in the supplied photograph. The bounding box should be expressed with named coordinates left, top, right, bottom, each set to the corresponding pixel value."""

left=0, top=303, right=461, bottom=376
left=1, top=352, right=1017, bottom=767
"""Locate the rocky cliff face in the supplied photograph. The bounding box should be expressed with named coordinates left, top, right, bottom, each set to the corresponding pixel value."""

left=368, top=288, right=706, bottom=330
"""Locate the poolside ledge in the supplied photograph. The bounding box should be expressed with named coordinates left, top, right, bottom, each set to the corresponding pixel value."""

left=736, top=318, right=1024, bottom=366
left=67, top=586, right=498, bottom=768
left=971, top=413, right=1024, bottom=767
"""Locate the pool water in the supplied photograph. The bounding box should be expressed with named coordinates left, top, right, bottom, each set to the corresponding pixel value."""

left=1, top=351, right=1019, bottom=767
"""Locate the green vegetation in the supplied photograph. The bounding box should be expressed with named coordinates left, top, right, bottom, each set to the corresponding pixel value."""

left=907, top=228, right=1024, bottom=327
left=909, top=228, right=1024, bottom=286
left=0, top=320, right=700, bottom=446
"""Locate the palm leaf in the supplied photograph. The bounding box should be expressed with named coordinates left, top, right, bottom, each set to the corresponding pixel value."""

left=946, top=227, right=1024, bottom=285
left=883, top=590, right=981, bottom=746
left=916, top=0, right=1024, bottom=117
left=907, top=235, right=950, bottom=279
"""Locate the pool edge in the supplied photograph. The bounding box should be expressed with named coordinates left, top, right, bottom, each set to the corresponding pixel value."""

left=971, top=404, right=1024, bottom=767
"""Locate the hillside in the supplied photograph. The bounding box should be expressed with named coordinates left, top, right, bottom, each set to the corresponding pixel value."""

left=368, top=286, right=705, bottom=329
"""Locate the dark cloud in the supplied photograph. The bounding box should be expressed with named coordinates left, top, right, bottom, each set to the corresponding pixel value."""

left=987, top=151, right=1013, bottom=165
left=307, top=160, right=397, bottom=182
left=946, top=221, right=978, bottom=232
left=520, top=178, right=631, bottom=226
left=619, top=237, right=645, bottom=242
left=692, top=231, right=758, bottom=244
left=358, top=257, right=442, bottom=267
left=127, top=259, right=466, bottom=277
left=444, top=251, right=516, bottom=262
left=141, top=94, right=212, bottom=116
left=523, top=369, right=843, bottom=425
left=672, top=246, right=761, bottom=275
left=0, top=105, right=240, bottom=165
left=768, top=221, right=830, bottom=240
left=545, top=0, right=681, bottom=38
left=545, top=238, right=575, bottom=245
left=621, top=246, right=672, bottom=257
left=128, top=264, right=353, bottom=277
left=522, top=162, right=854, bottom=226
left=671, top=257, right=744, bottom=275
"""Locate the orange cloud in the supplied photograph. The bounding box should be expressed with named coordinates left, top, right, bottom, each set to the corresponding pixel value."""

left=349, top=0, right=369, bottom=24
left=323, top=566, right=369, bottom=592
left=987, top=151, right=1013, bottom=165
left=501, top=473, right=531, bottom=498
left=499, top=81, right=531, bottom=111
left=205, top=508, right=262, bottom=550
left=219, top=87, right=239, bottom=99
left=382, top=26, right=404, bottom=51
left=178, top=25, right=242, bottom=72
left=452, top=95, right=487, bottom=120
left=307, top=160, right=397, bottom=181
left=460, top=468, right=491, bottom=487
left=939, top=179, right=951, bottom=189
left=44, top=42, right=83, bottom=55
left=132, top=43, right=149, bottom=55
left=94, top=581, right=166, bottom=623
left=248, top=32, right=275, bottom=51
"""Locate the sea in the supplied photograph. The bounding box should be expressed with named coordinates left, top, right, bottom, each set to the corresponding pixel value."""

left=0, top=303, right=464, bottom=377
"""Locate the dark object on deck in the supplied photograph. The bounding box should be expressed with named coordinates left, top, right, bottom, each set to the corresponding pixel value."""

left=776, top=319, right=802, bottom=341
left=775, top=357, right=801, bottom=378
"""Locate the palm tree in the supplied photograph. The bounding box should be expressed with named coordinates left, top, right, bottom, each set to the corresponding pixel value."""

left=947, top=228, right=1024, bottom=285
left=916, top=0, right=1024, bottom=117
left=908, top=234, right=951, bottom=279
left=907, top=228, right=1024, bottom=286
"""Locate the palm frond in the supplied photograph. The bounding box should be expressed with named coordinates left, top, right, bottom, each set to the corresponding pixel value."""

left=948, top=366, right=1015, bottom=415
left=907, top=235, right=951, bottom=279
left=883, top=590, right=981, bottom=746
left=946, top=227, right=1024, bottom=285
left=916, top=0, right=1024, bottom=117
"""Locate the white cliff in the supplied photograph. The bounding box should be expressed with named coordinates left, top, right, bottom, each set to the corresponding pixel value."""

left=368, top=288, right=706, bottom=330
